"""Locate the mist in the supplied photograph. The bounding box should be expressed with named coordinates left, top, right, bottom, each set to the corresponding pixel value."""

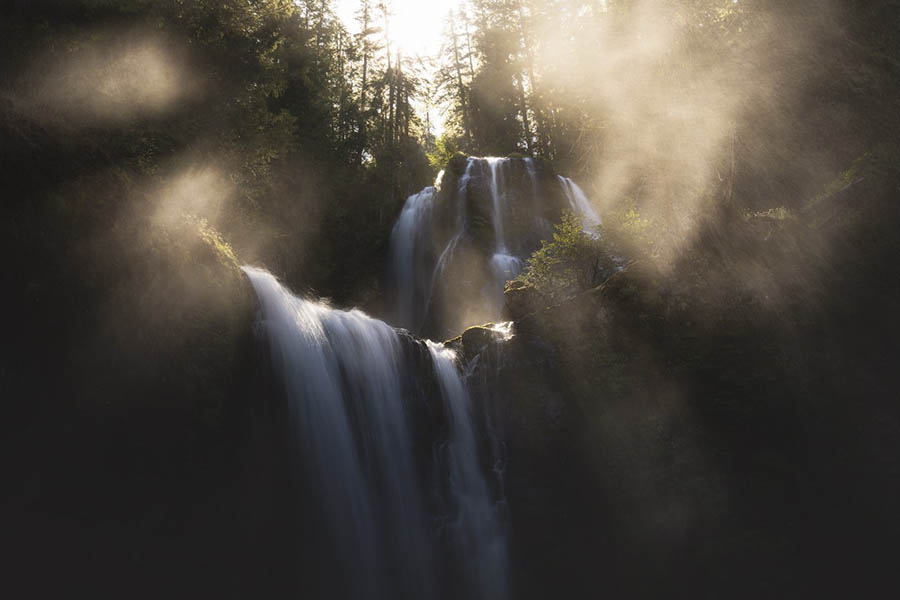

left=524, top=2, right=835, bottom=253
left=7, top=28, right=198, bottom=127
left=2, top=1, right=899, bottom=598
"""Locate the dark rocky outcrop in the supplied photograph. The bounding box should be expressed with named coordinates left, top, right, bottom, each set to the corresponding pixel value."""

left=456, top=166, right=900, bottom=598
left=2, top=201, right=282, bottom=597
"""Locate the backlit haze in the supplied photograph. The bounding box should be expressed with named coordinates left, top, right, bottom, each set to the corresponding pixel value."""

left=334, top=0, right=469, bottom=134
left=334, top=0, right=466, bottom=58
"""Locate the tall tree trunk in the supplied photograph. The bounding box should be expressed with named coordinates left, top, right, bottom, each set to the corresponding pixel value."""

left=388, top=65, right=396, bottom=149
left=359, top=1, right=371, bottom=165
left=450, top=16, right=473, bottom=147
left=315, top=0, right=326, bottom=66
left=516, top=73, right=533, bottom=153
left=382, top=1, right=392, bottom=150
left=464, top=14, right=476, bottom=81
left=394, top=51, right=401, bottom=145
left=336, top=33, right=344, bottom=144
left=519, top=0, right=550, bottom=156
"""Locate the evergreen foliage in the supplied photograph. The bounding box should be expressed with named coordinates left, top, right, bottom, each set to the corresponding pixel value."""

left=517, top=211, right=608, bottom=300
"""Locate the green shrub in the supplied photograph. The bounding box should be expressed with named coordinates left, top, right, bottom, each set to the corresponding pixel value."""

left=517, top=211, right=611, bottom=301
left=427, top=135, right=462, bottom=173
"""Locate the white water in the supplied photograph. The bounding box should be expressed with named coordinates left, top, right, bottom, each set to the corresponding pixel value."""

left=426, top=159, right=476, bottom=314
left=524, top=157, right=539, bottom=192
left=388, top=157, right=599, bottom=335
left=390, top=186, right=437, bottom=332
left=482, top=159, right=525, bottom=310
left=243, top=266, right=506, bottom=600
left=558, top=174, right=602, bottom=235
left=488, top=321, right=516, bottom=341
left=486, top=252, right=523, bottom=316
left=428, top=341, right=508, bottom=600
left=485, top=157, right=509, bottom=254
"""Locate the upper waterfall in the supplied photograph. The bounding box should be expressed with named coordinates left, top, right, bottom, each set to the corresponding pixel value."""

left=388, top=156, right=600, bottom=338
left=558, top=174, right=602, bottom=235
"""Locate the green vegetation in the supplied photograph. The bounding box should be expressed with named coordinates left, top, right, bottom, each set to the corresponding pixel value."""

left=516, top=204, right=663, bottom=302
left=185, top=215, right=241, bottom=272
left=516, top=211, right=608, bottom=301
left=427, top=134, right=461, bottom=173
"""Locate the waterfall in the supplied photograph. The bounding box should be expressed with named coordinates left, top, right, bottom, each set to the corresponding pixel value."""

left=429, top=342, right=508, bottom=600
left=243, top=266, right=506, bottom=600
left=524, top=157, right=539, bottom=192
left=484, top=158, right=524, bottom=315
left=390, top=159, right=475, bottom=333
left=485, top=157, right=510, bottom=254
left=388, top=156, right=599, bottom=336
left=558, top=175, right=602, bottom=235
left=422, top=159, right=476, bottom=327
left=390, top=186, right=437, bottom=332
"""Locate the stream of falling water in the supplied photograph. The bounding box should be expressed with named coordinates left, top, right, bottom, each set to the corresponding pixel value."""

left=243, top=266, right=507, bottom=600
left=389, top=157, right=600, bottom=335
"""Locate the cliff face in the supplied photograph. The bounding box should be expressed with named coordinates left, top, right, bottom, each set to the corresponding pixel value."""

left=2, top=189, right=277, bottom=596
left=456, top=167, right=900, bottom=598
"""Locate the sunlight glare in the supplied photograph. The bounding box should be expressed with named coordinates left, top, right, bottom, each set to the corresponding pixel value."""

left=334, top=0, right=466, bottom=58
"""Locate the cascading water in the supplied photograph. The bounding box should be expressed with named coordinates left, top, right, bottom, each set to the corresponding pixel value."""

left=484, top=158, right=525, bottom=316
left=421, top=160, right=475, bottom=330
left=558, top=174, right=602, bottom=235
left=388, top=156, right=600, bottom=337
left=390, top=186, right=437, bottom=332
left=390, top=159, right=476, bottom=333
left=243, top=266, right=506, bottom=600
left=429, top=342, right=509, bottom=600
left=485, top=157, right=511, bottom=254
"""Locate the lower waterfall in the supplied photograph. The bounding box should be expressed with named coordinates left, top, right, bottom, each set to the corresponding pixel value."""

left=243, top=266, right=507, bottom=600
left=429, top=341, right=509, bottom=600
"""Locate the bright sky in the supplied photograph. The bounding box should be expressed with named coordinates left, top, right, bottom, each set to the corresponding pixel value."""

left=333, top=0, right=465, bottom=59
left=333, top=0, right=467, bottom=135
